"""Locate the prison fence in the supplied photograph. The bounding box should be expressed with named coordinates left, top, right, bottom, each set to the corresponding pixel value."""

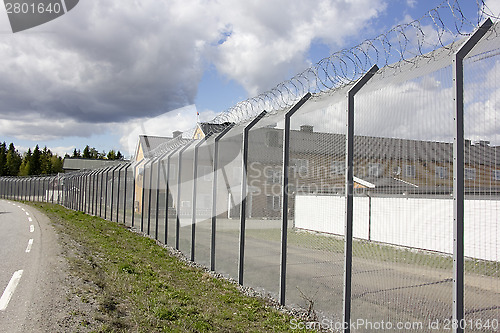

left=2, top=10, right=500, bottom=333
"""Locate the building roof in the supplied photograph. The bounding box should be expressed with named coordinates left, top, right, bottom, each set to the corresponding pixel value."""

left=244, top=127, right=500, bottom=167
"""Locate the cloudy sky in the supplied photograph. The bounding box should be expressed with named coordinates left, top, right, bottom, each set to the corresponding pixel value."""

left=0, top=0, right=496, bottom=158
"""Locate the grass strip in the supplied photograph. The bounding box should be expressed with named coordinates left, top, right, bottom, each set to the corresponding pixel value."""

left=31, top=203, right=313, bottom=333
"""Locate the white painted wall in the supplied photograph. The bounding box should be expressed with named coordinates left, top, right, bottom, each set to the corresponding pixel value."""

left=295, top=195, right=500, bottom=261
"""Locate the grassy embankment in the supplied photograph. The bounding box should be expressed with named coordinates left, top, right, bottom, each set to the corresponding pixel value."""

left=31, top=203, right=312, bottom=333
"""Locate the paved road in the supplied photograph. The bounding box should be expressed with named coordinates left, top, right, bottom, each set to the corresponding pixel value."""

left=0, top=200, right=61, bottom=333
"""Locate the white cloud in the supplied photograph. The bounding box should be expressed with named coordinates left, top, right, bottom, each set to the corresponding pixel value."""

left=483, top=0, right=500, bottom=17
left=210, top=0, right=386, bottom=96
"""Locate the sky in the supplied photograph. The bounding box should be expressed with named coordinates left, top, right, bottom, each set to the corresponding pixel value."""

left=0, top=0, right=497, bottom=159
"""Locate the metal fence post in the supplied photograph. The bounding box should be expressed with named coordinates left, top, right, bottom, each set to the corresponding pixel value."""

left=280, top=93, right=311, bottom=305
left=452, top=19, right=492, bottom=333
left=238, top=111, right=267, bottom=285
left=343, top=65, right=378, bottom=333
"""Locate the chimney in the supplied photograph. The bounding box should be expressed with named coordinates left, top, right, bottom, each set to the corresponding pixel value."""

left=300, top=125, right=313, bottom=133
left=173, top=131, right=183, bottom=138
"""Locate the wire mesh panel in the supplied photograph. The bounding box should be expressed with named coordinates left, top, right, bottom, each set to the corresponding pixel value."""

left=463, top=26, right=500, bottom=332
left=243, top=113, right=285, bottom=298
left=90, top=171, right=97, bottom=215
left=349, top=50, right=456, bottom=330
left=286, top=90, right=347, bottom=322
left=103, top=169, right=111, bottom=220
left=149, top=160, right=160, bottom=238
left=125, top=164, right=136, bottom=227
left=155, top=157, right=168, bottom=243
left=137, top=160, right=152, bottom=232
left=178, top=142, right=196, bottom=259
left=116, top=166, right=126, bottom=223
left=193, top=138, right=215, bottom=267
left=109, top=167, right=118, bottom=222
left=214, top=125, right=243, bottom=280
left=133, top=162, right=144, bottom=227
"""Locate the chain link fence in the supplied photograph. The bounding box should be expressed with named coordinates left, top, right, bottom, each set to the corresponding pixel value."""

left=1, top=2, right=499, bottom=331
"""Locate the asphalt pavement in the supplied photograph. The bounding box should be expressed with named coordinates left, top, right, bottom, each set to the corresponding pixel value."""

left=0, top=200, right=60, bottom=333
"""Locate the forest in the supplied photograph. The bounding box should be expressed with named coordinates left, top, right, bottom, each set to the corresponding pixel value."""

left=0, top=142, right=124, bottom=176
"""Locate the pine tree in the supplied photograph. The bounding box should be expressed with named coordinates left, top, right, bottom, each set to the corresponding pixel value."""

left=107, top=150, right=116, bottom=160
left=19, top=148, right=32, bottom=176
left=6, top=143, right=22, bottom=176
left=51, top=155, right=63, bottom=174
left=72, top=148, right=81, bottom=158
left=0, top=142, right=7, bottom=176
left=31, top=145, right=42, bottom=175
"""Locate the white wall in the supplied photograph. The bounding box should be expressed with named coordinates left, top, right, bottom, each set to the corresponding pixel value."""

left=295, top=195, right=500, bottom=261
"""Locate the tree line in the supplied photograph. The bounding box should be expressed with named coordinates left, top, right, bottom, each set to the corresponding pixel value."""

left=70, top=145, right=123, bottom=161
left=0, top=142, right=125, bottom=176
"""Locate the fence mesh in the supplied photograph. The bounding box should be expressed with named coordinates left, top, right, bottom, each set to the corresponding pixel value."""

left=287, top=88, right=348, bottom=322
left=463, top=27, right=500, bottom=330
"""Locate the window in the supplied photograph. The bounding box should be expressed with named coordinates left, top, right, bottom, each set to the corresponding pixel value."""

left=405, top=165, right=416, bottom=178
left=265, top=131, right=280, bottom=147
left=493, top=170, right=500, bottom=181
left=368, top=163, right=383, bottom=177
left=435, top=166, right=448, bottom=179
left=266, top=168, right=281, bottom=184
left=266, top=195, right=281, bottom=211
left=290, top=158, right=309, bottom=177
left=464, top=168, right=476, bottom=180
left=331, top=160, right=345, bottom=175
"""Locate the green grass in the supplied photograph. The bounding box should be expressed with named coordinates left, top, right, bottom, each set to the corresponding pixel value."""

left=244, top=228, right=500, bottom=278
left=30, top=203, right=313, bottom=333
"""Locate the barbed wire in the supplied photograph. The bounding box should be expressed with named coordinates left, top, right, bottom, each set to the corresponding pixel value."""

left=207, top=0, right=499, bottom=125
